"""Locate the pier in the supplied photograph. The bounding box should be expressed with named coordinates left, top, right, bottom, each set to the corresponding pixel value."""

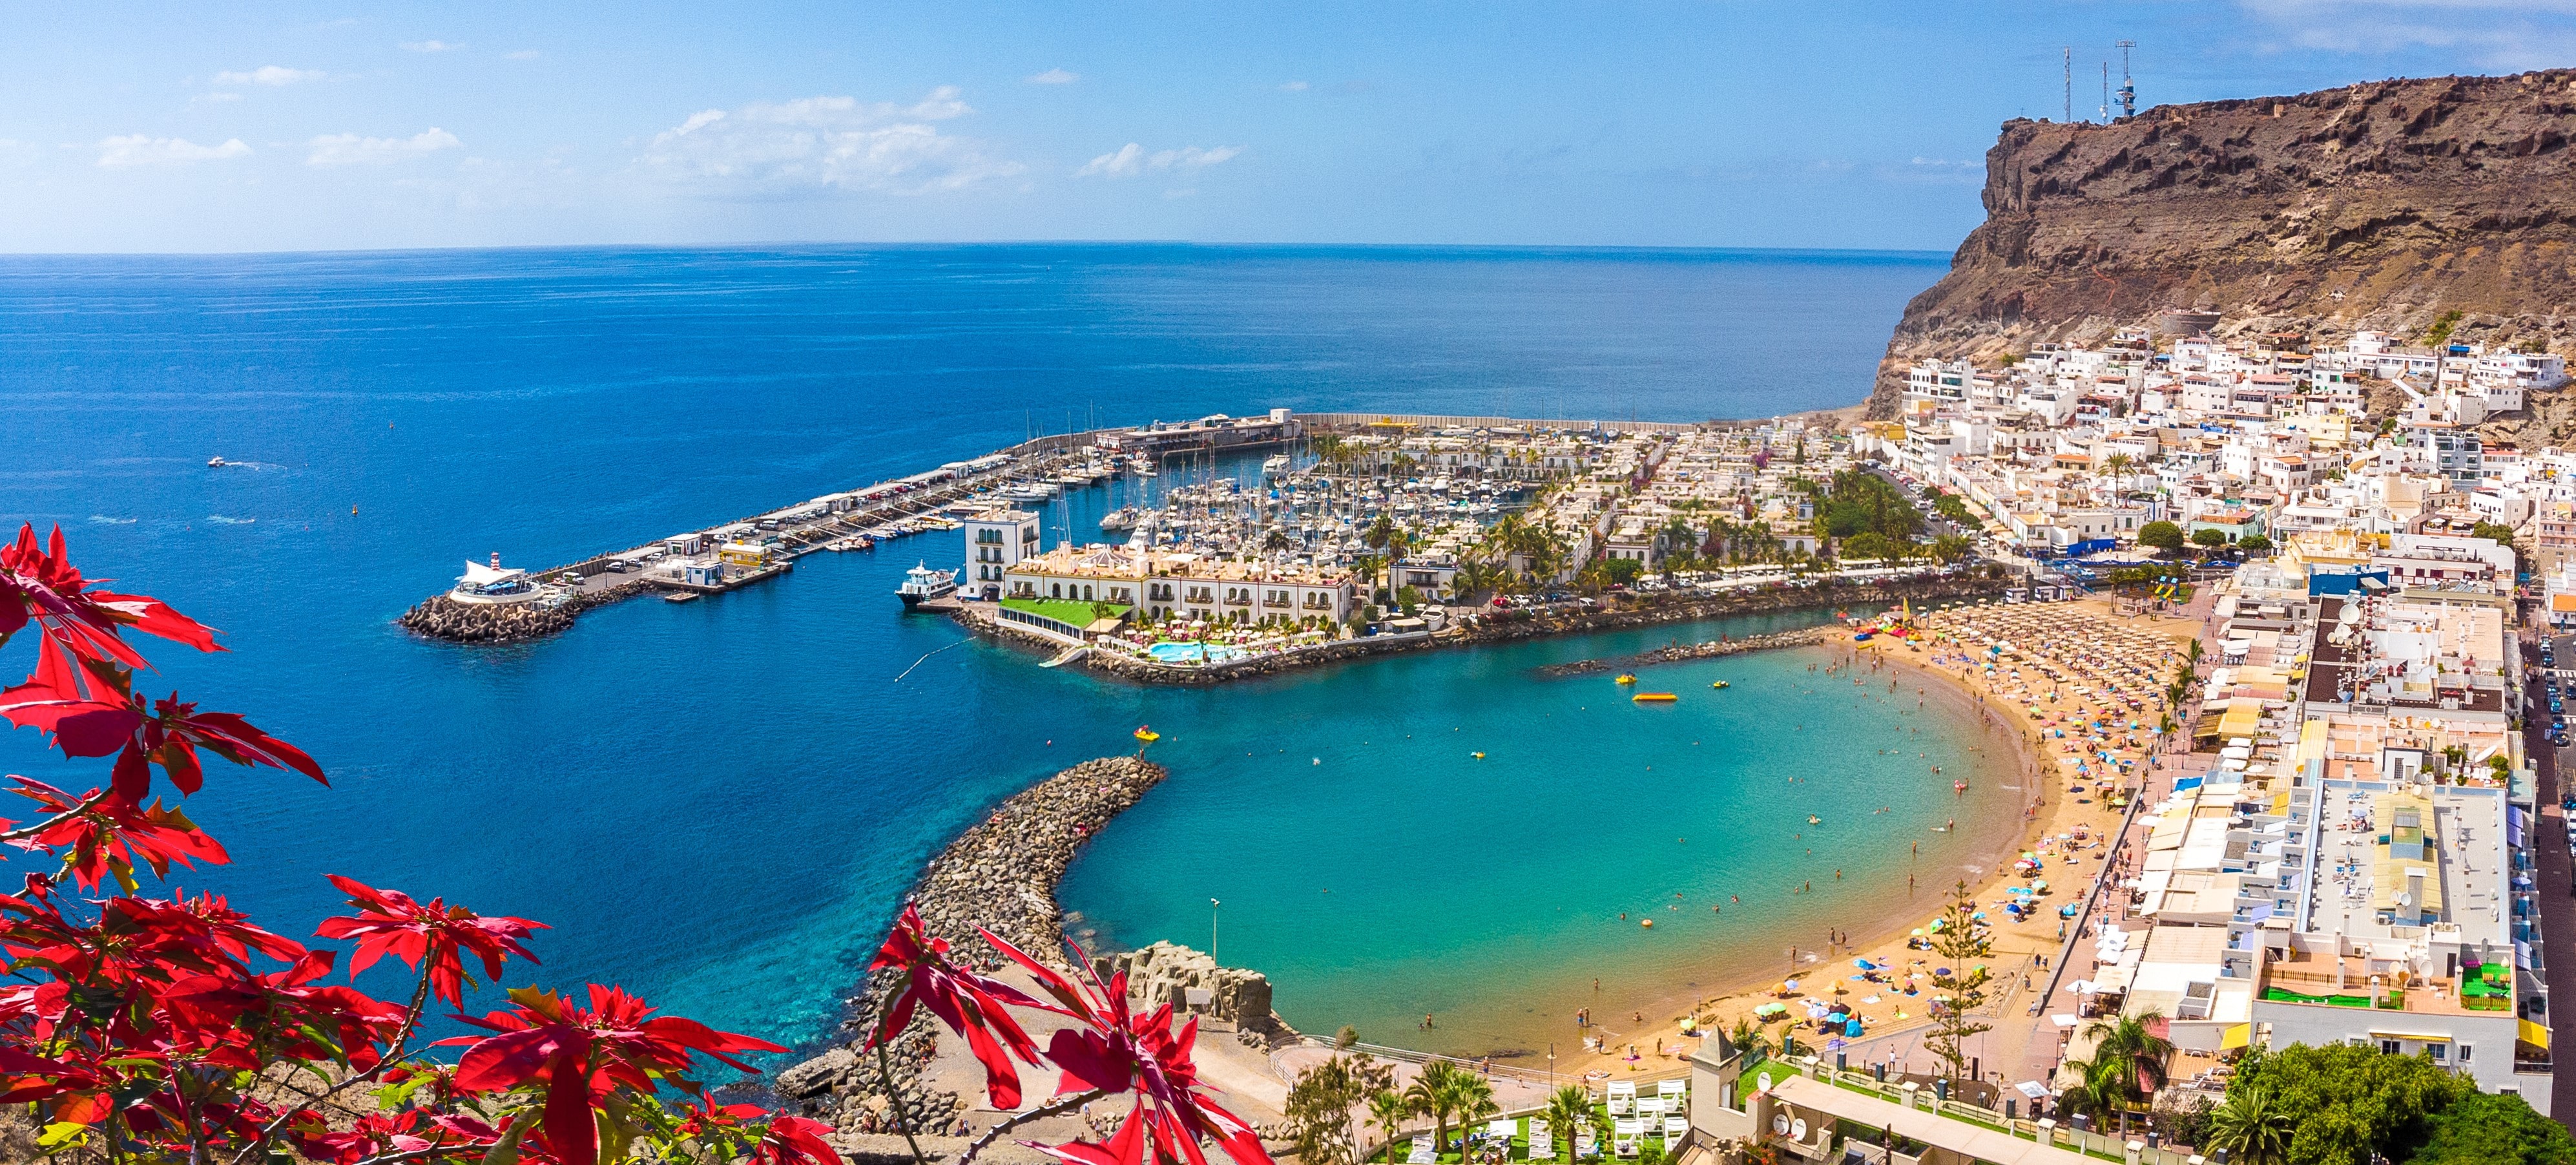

left=397, top=412, right=1306, bottom=644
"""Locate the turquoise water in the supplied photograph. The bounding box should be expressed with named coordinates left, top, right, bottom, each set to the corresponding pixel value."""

left=1059, top=625, right=2020, bottom=1058
left=0, top=244, right=1954, bottom=1058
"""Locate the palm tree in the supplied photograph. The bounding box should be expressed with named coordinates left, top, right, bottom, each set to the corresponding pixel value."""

left=2103, top=452, right=2133, bottom=496
left=1367, top=1089, right=1413, bottom=1164
left=1404, top=1060, right=1464, bottom=1157
left=2079, top=1010, right=2176, bottom=1107
left=1725, top=1017, right=1771, bottom=1062
left=2205, top=1085, right=2292, bottom=1165
left=2057, top=1055, right=2128, bottom=1127
left=1541, top=1085, right=1599, bottom=1164
left=1446, top=1074, right=1499, bottom=1150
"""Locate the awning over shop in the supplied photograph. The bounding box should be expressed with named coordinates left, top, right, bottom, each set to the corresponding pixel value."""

left=2220, top=1023, right=2251, bottom=1051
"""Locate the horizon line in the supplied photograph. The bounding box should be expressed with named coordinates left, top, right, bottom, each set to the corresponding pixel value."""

left=0, top=239, right=1958, bottom=262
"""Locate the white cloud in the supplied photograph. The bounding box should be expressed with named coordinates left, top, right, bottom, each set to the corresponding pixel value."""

left=1279, top=80, right=1310, bottom=92
left=506, top=49, right=542, bottom=60
left=306, top=127, right=463, bottom=167
left=1026, top=68, right=1078, bottom=85
left=1075, top=143, right=1243, bottom=178
left=639, top=88, right=1021, bottom=196
left=96, top=135, right=251, bottom=167
left=400, top=39, right=462, bottom=52
left=212, top=65, right=323, bottom=87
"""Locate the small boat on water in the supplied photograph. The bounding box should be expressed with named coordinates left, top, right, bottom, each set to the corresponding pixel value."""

left=1100, top=506, right=1141, bottom=532
left=1710, top=680, right=1730, bottom=689
left=207, top=456, right=228, bottom=468
left=896, top=562, right=958, bottom=611
left=1632, top=692, right=1677, bottom=703
left=1615, top=673, right=1637, bottom=685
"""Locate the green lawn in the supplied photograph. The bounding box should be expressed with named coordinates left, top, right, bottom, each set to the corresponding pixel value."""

left=1000, top=597, right=1127, bottom=628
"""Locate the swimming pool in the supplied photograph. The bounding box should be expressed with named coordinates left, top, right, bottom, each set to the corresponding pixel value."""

left=1145, top=641, right=1247, bottom=664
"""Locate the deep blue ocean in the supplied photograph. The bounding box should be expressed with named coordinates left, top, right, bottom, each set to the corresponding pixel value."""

left=0, top=244, right=1976, bottom=1060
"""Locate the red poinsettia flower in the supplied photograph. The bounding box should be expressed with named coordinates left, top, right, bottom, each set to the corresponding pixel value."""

left=1, top=777, right=231, bottom=891
left=986, top=932, right=1270, bottom=1165
left=0, top=523, right=222, bottom=668
left=439, top=984, right=785, bottom=1165
left=291, top=1109, right=503, bottom=1165
left=314, top=876, right=545, bottom=1007
left=866, top=902, right=1046, bottom=1109
left=0, top=635, right=322, bottom=806
left=672, top=1098, right=839, bottom=1165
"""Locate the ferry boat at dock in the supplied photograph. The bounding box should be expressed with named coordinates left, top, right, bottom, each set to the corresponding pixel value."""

left=896, top=562, right=959, bottom=610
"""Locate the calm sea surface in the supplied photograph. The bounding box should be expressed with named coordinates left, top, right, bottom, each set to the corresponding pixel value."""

left=0, top=244, right=1973, bottom=1057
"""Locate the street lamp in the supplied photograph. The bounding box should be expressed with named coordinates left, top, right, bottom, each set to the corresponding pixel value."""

left=1211, top=898, right=1221, bottom=964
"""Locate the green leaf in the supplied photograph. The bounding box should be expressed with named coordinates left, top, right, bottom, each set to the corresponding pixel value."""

left=36, top=1123, right=90, bottom=1151
left=480, top=1118, right=529, bottom=1165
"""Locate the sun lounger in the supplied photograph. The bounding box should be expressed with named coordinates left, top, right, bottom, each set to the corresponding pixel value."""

left=1614, top=1140, right=1638, bottom=1159
left=1575, top=1130, right=1599, bottom=1160
left=1529, top=1133, right=1557, bottom=1160
left=1614, top=1118, right=1645, bottom=1139
left=1663, top=1118, right=1688, bottom=1140
left=1407, top=1137, right=1433, bottom=1164
left=1606, top=1095, right=1631, bottom=1116
left=1656, top=1080, right=1685, bottom=1102
left=1606, top=1082, right=1637, bottom=1100
left=1486, top=1119, right=1517, bottom=1142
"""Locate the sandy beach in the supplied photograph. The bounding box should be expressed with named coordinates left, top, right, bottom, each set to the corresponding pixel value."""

left=1549, top=597, right=2200, bottom=1080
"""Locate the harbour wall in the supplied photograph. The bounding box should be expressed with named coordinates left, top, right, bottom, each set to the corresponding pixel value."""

left=962, top=574, right=2011, bottom=686
left=1532, top=625, right=1838, bottom=678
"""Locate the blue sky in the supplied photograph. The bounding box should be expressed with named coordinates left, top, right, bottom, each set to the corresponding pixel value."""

left=4, top=1, right=2571, bottom=253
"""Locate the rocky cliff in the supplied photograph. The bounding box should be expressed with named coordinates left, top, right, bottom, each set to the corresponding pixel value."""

left=1868, top=68, right=2576, bottom=418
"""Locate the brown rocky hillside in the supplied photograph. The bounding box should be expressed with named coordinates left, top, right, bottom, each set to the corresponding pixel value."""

left=1868, top=68, right=2576, bottom=419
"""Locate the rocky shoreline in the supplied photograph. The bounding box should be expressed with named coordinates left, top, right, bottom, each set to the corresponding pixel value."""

left=394, top=583, right=649, bottom=644
left=966, top=574, right=2006, bottom=685
left=1533, top=625, right=1837, bottom=678
left=773, top=756, right=1298, bottom=1153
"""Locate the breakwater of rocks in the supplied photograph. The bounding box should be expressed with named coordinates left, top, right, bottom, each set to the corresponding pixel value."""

left=774, top=757, right=1175, bottom=1139
left=395, top=583, right=647, bottom=644
left=1535, top=625, right=1837, bottom=678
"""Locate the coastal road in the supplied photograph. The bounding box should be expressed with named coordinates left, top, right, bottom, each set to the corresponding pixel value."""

left=2524, top=618, right=2576, bottom=1126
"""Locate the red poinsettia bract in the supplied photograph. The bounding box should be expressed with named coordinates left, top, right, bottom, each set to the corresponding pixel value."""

left=315, top=875, right=546, bottom=1007
left=985, top=932, right=1270, bottom=1165
left=867, top=901, right=1047, bottom=1109
left=0, top=523, right=222, bottom=668
left=442, top=984, right=788, bottom=1165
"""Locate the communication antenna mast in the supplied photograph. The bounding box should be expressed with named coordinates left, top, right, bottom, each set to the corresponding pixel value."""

left=2117, top=40, right=2137, bottom=118
left=2101, top=61, right=2110, bottom=123
left=2063, top=47, right=2072, bottom=122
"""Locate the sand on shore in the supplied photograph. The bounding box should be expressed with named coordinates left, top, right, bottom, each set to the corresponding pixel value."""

left=1548, top=597, right=2197, bottom=1080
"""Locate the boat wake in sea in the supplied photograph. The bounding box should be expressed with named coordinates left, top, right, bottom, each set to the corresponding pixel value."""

left=88, top=515, right=138, bottom=525
left=205, top=515, right=256, bottom=525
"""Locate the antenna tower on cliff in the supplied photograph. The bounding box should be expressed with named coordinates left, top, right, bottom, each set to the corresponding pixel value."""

left=2117, top=39, right=2137, bottom=118
left=2063, top=47, right=2072, bottom=122
left=2101, top=61, right=2110, bottom=122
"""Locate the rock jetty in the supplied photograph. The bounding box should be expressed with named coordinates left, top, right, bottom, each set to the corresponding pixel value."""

left=776, top=757, right=1191, bottom=1142
left=395, top=583, right=645, bottom=644
left=1535, top=625, right=1836, bottom=678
